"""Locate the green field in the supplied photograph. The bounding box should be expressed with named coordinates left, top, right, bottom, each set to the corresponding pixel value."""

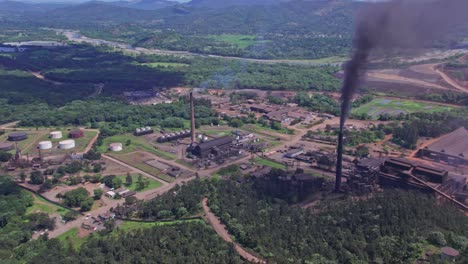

left=99, top=133, right=175, bottom=160
left=209, top=34, right=269, bottom=49
left=25, top=191, right=70, bottom=216
left=118, top=219, right=204, bottom=232
left=116, top=174, right=162, bottom=192
left=352, top=98, right=453, bottom=119
left=253, top=157, right=286, bottom=170
left=139, top=62, right=189, bottom=68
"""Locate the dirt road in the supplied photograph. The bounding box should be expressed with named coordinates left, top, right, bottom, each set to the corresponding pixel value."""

left=435, top=68, right=468, bottom=93
left=202, top=198, right=265, bottom=264
left=82, top=129, right=100, bottom=154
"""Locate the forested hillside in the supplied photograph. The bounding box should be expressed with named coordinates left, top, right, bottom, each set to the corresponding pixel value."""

left=0, top=0, right=359, bottom=59
left=19, top=223, right=245, bottom=264
left=115, top=176, right=468, bottom=263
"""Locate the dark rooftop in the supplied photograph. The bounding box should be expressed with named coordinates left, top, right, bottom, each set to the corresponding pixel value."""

left=197, top=136, right=233, bottom=151
left=414, top=165, right=447, bottom=177
left=426, top=127, right=468, bottom=158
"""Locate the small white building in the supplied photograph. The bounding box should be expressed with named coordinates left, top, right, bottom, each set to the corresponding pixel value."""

left=105, top=191, right=116, bottom=198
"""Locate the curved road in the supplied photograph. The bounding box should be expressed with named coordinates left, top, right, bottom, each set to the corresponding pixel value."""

left=202, top=198, right=265, bottom=264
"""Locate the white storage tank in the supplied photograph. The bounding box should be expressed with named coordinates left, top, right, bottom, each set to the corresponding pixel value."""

left=59, top=139, right=75, bottom=149
left=38, top=141, right=53, bottom=150
left=50, top=131, right=63, bottom=139
left=109, top=142, right=123, bottom=152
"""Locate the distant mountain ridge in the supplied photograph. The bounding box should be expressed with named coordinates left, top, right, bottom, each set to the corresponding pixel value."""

left=110, top=0, right=177, bottom=10
left=187, top=0, right=292, bottom=8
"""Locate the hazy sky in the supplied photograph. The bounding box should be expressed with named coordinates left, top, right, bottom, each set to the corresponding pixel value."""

left=20, top=0, right=190, bottom=3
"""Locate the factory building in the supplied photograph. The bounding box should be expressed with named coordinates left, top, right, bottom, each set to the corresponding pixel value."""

left=285, top=148, right=305, bottom=158
left=192, top=136, right=234, bottom=158
left=157, top=129, right=191, bottom=143
left=69, top=130, right=84, bottom=139
left=418, top=127, right=468, bottom=165
left=0, top=142, right=14, bottom=151
left=134, top=127, right=154, bottom=136
left=8, top=132, right=28, bottom=141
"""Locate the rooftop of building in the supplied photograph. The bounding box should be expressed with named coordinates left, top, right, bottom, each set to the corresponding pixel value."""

left=425, top=127, right=468, bottom=158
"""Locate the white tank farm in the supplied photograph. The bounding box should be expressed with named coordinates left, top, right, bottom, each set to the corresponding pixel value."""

left=50, top=131, right=63, bottom=139
left=109, top=142, right=123, bottom=152
left=59, top=139, right=75, bottom=149
left=38, top=141, right=53, bottom=150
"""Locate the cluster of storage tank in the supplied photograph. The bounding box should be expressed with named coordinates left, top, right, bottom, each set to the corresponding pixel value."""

left=37, top=139, right=76, bottom=150
left=157, top=129, right=191, bottom=143
left=134, top=126, right=154, bottom=136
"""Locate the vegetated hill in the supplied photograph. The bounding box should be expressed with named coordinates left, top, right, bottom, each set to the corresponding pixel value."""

left=38, top=2, right=160, bottom=25
left=0, top=0, right=68, bottom=14
left=187, top=0, right=292, bottom=9
left=7, top=0, right=359, bottom=36
left=110, top=0, right=178, bottom=10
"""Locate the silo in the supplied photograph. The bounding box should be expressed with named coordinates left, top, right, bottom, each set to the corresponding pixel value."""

left=109, top=143, right=123, bottom=152
left=50, top=131, right=63, bottom=139
left=69, top=130, right=84, bottom=139
left=0, top=142, right=14, bottom=151
left=8, top=132, right=28, bottom=141
left=38, top=141, right=53, bottom=150
left=59, top=139, right=75, bottom=149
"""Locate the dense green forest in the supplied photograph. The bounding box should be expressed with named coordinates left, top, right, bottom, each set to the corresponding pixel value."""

left=115, top=177, right=468, bottom=263
left=0, top=176, right=56, bottom=261
left=15, top=223, right=244, bottom=264
left=389, top=108, right=468, bottom=149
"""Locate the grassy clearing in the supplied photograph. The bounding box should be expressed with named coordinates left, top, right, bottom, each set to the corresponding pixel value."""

left=99, top=133, right=175, bottom=160
left=352, top=98, right=453, bottom=119
left=253, top=157, right=286, bottom=170
left=116, top=174, right=162, bottom=192
left=57, top=227, right=87, bottom=250
left=118, top=219, right=204, bottom=232
left=209, top=34, right=269, bottom=49
left=25, top=190, right=70, bottom=216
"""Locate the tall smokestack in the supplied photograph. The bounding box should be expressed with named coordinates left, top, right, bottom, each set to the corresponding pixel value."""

left=190, top=92, right=196, bottom=145
left=335, top=0, right=468, bottom=193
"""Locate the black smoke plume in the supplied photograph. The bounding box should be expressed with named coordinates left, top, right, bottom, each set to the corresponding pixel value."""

left=336, top=0, right=468, bottom=192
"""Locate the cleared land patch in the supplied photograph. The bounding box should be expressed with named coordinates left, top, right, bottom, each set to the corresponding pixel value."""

left=352, top=98, right=453, bottom=119
left=25, top=190, right=70, bottom=216
left=110, top=151, right=175, bottom=183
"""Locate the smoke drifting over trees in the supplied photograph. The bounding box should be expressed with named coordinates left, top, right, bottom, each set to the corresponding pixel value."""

left=336, top=0, right=468, bottom=191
